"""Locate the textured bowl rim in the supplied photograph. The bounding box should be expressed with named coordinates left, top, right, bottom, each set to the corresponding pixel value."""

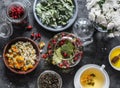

left=3, top=37, right=40, bottom=74
left=37, top=70, right=62, bottom=88
left=109, top=45, right=120, bottom=71
left=33, top=0, right=78, bottom=32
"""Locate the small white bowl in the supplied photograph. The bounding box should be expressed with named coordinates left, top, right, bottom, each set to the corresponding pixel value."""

left=74, top=64, right=110, bottom=88
left=109, top=45, right=120, bottom=71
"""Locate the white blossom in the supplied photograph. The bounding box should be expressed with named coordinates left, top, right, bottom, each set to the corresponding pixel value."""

left=86, top=0, right=120, bottom=33
left=107, top=22, right=115, bottom=30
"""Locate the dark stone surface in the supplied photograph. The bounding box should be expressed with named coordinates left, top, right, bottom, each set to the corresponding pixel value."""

left=0, top=0, right=120, bottom=88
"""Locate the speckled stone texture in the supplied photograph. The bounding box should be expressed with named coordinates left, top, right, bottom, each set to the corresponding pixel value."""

left=0, top=0, right=120, bottom=88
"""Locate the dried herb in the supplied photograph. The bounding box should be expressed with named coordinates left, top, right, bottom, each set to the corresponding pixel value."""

left=39, top=73, right=60, bottom=88
left=61, top=41, right=74, bottom=56
left=36, top=0, right=74, bottom=28
left=81, top=73, right=96, bottom=86
left=111, top=54, right=120, bottom=64
left=90, top=73, right=96, bottom=77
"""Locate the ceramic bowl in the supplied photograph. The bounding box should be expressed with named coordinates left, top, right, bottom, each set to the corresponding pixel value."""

left=3, top=37, right=40, bottom=74
left=33, top=0, right=78, bottom=32
left=74, top=64, right=110, bottom=88
left=109, top=45, right=120, bottom=71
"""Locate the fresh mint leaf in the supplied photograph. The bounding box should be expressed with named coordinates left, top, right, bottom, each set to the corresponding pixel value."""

left=61, top=41, right=74, bottom=55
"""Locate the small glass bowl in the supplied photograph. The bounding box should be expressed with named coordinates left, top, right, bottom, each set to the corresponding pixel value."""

left=0, top=22, right=13, bottom=38
left=37, top=70, right=62, bottom=88
left=54, top=36, right=82, bottom=68
left=73, top=18, right=94, bottom=46
left=93, top=22, right=108, bottom=32
left=6, top=2, right=28, bottom=23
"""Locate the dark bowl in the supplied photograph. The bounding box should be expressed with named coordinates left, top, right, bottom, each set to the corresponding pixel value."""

left=3, top=37, right=40, bottom=74
left=37, top=70, right=62, bottom=88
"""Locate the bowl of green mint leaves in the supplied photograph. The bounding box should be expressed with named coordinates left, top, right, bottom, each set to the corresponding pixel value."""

left=33, top=0, right=78, bottom=32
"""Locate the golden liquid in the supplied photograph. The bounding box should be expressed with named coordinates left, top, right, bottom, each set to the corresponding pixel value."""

left=80, top=68, right=105, bottom=88
left=110, top=47, right=120, bottom=68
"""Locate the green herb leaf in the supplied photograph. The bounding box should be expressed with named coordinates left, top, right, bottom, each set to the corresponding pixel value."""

left=61, top=41, right=74, bottom=55
left=97, top=0, right=105, bottom=13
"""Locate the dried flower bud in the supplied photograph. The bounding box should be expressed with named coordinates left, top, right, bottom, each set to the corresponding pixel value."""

left=38, top=41, right=45, bottom=49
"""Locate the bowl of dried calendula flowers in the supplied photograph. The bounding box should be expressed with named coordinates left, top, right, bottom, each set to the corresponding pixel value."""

left=3, top=37, right=40, bottom=74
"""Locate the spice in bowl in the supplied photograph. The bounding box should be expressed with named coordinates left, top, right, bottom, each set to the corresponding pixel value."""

left=8, top=4, right=25, bottom=19
left=5, top=41, right=37, bottom=71
left=111, top=54, right=120, bottom=64
left=109, top=46, right=120, bottom=70
left=6, top=2, right=28, bottom=23
left=37, top=70, right=62, bottom=88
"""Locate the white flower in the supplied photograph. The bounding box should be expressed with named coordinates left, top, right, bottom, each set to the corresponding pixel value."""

left=116, top=27, right=120, bottom=31
left=86, top=0, right=101, bottom=10
left=102, top=3, right=112, bottom=14
left=107, top=22, right=115, bottom=30
left=96, top=15, right=107, bottom=27
left=87, top=0, right=120, bottom=34
left=88, top=12, right=95, bottom=21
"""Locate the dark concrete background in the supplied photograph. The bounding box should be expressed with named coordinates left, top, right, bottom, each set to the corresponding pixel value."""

left=0, top=0, right=120, bottom=88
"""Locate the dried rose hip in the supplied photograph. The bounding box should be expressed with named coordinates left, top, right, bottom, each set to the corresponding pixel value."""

left=30, top=32, right=35, bottom=39
left=52, top=39, right=57, bottom=44
left=26, top=25, right=32, bottom=30
left=8, top=4, right=25, bottom=19
left=42, top=54, right=48, bottom=59
left=58, top=63, right=63, bottom=68
left=48, top=50, right=52, bottom=55
left=66, top=63, right=70, bottom=68
left=37, top=33, right=41, bottom=38
left=47, top=44, right=52, bottom=49
left=73, top=56, right=79, bottom=61
left=62, top=52, right=68, bottom=58
left=61, top=32, right=65, bottom=37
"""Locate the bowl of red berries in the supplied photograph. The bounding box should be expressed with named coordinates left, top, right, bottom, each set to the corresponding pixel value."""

left=6, top=2, right=27, bottom=23
left=42, top=32, right=83, bottom=69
